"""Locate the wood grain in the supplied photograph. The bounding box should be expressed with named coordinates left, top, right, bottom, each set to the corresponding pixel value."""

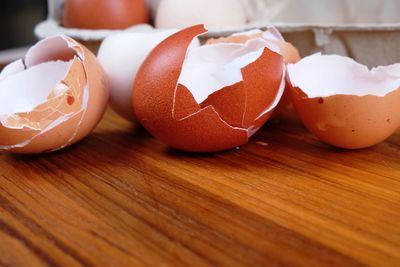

left=0, top=108, right=399, bottom=267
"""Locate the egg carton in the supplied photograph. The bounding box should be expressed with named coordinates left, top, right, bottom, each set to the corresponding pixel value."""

left=35, top=0, right=400, bottom=66
left=240, top=0, right=400, bottom=67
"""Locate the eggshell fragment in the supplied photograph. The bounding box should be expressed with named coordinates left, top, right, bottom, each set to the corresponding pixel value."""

left=63, top=0, right=150, bottom=29
left=133, top=25, right=285, bottom=152
left=155, top=0, right=247, bottom=29
left=0, top=35, right=109, bottom=154
left=98, top=30, right=187, bottom=121
left=207, top=27, right=301, bottom=116
left=287, top=54, right=400, bottom=149
left=206, top=27, right=300, bottom=64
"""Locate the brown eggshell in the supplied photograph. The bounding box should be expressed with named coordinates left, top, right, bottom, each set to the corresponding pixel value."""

left=133, top=25, right=285, bottom=152
left=0, top=36, right=109, bottom=154
left=268, top=39, right=301, bottom=117
left=62, top=0, right=150, bottom=29
left=241, top=49, right=285, bottom=129
left=0, top=57, right=86, bottom=150
left=289, top=85, right=400, bottom=149
left=268, top=39, right=301, bottom=118
left=65, top=37, right=109, bottom=144
left=206, top=30, right=300, bottom=118
left=200, top=82, right=246, bottom=127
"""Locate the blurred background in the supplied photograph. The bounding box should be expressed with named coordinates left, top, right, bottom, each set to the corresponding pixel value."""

left=1, top=0, right=400, bottom=68
left=0, top=1, right=47, bottom=50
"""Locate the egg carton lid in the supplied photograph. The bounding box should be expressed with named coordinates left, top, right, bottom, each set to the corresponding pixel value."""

left=35, top=0, right=400, bottom=41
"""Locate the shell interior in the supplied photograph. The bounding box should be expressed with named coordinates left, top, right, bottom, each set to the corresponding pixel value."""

left=288, top=53, right=400, bottom=98
left=178, top=37, right=280, bottom=103
left=0, top=60, right=72, bottom=115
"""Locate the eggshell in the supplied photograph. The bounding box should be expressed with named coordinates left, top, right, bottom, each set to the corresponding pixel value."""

left=97, top=30, right=182, bottom=121
left=133, top=25, right=285, bottom=152
left=287, top=54, right=400, bottom=149
left=206, top=27, right=301, bottom=116
left=155, top=0, right=247, bottom=29
left=0, top=35, right=109, bottom=154
left=62, top=0, right=150, bottom=29
left=206, top=27, right=300, bottom=64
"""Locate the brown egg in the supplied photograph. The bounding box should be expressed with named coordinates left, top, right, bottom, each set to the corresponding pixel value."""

left=0, top=35, right=109, bottom=154
left=133, top=25, right=286, bottom=152
left=62, top=0, right=150, bottom=29
left=287, top=53, right=400, bottom=149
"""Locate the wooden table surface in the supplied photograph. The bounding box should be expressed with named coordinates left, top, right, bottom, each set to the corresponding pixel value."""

left=0, top=108, right=399, bottom=267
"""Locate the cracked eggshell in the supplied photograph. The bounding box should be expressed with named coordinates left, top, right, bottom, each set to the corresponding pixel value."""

left=133, top=25, right=285, bottom=152
left=0, top=35, right=109, bottom=154
left=63, top=0, right=150, bottom=30
left=287, top=54, right=400, bottom=149
left=206, top=27, right=301, bottom=115
left=97, top=29, right=182, bottom=121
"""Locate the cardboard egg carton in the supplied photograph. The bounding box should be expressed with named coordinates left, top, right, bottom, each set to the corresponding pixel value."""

left=35, top=0, right=400, bottom=66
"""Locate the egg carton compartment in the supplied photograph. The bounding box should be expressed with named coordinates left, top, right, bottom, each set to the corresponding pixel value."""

left=35, top=0, right=400, bottom=66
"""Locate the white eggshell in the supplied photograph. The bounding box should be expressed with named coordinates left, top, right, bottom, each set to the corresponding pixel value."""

left=155, top=0, right=247, bottom=29
left=97, top=30, right=177, bottom=120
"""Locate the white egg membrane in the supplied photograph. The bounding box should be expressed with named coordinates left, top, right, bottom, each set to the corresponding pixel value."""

left=288, top=53, right=400, bottom=98
left=0, top=36, right=75, bottom=116
left=178, top=37, right=281, bottom=104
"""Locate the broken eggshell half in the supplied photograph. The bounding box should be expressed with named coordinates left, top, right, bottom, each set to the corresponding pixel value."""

left=133, top=25, right=286, bottom=152
left=287, top=53, right=400, bottom=149
left=0, top=35, right=109, bottom=154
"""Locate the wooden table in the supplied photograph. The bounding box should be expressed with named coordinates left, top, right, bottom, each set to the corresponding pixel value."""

left=0, top=108, right=399, bottom=267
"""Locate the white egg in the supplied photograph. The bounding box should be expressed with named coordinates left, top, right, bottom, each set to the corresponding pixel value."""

left=155, top=0, right=247, bottom=29
left=97, top=30, right=177, bottom=120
